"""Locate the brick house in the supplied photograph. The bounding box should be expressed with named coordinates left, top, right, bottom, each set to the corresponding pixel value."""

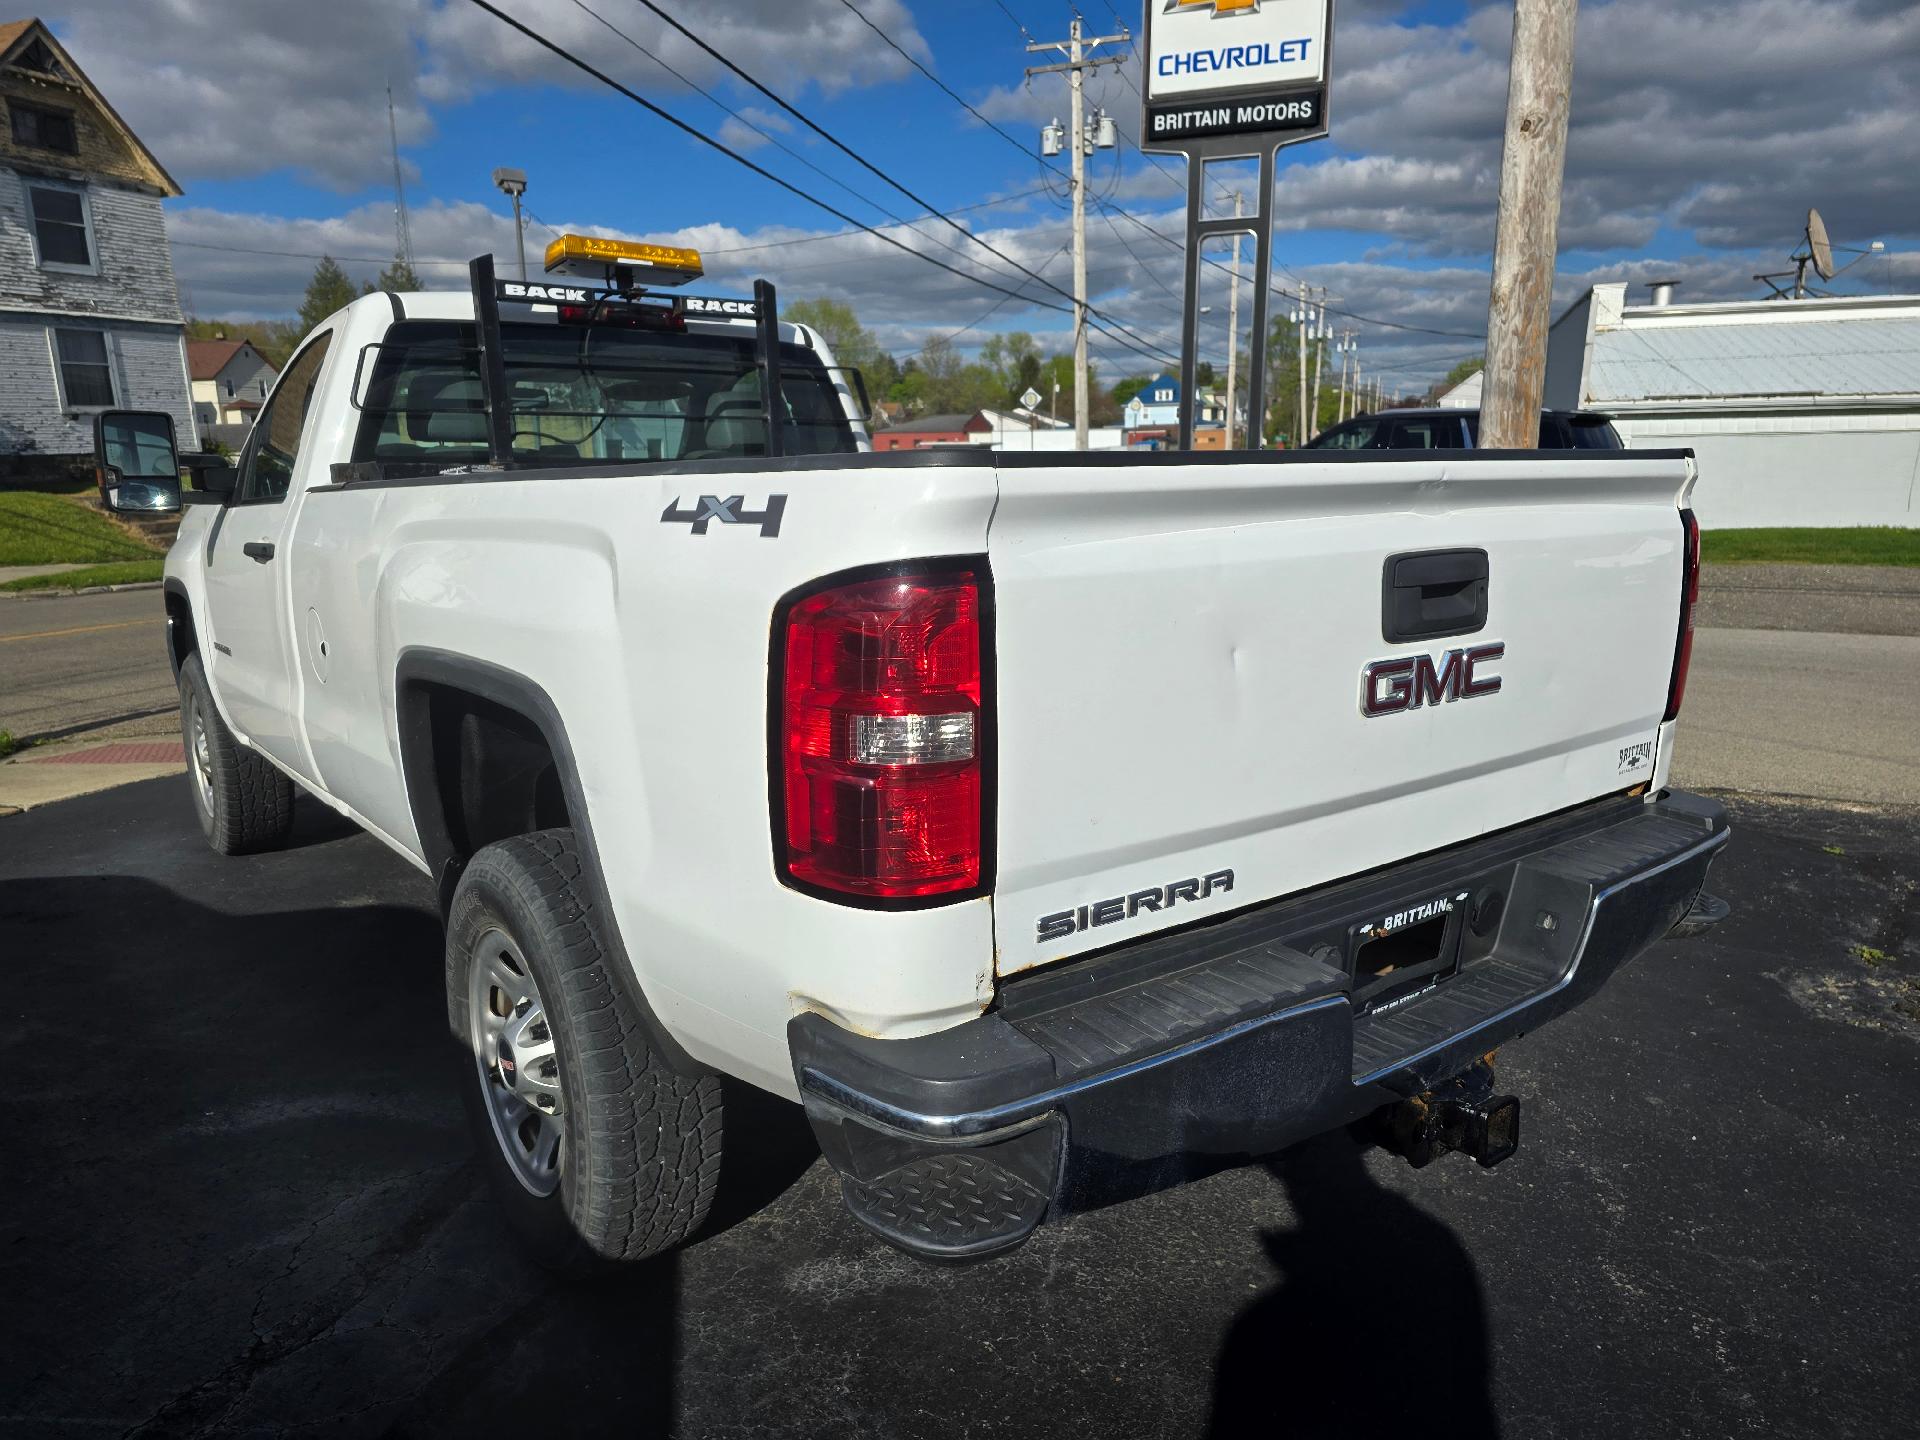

left=0, top=18, right=192, bottom=472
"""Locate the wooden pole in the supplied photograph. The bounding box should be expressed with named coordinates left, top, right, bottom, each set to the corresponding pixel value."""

left=1480, top=0, right=1578, bottom=449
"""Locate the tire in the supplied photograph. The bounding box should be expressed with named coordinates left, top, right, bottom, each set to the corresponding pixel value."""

left=178, top=651, right=295, bottom=855
left=447, top=829, right=723, bottom=1268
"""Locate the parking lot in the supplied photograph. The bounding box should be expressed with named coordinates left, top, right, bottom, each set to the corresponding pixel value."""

left=2, top=584, right=1916, bottom=1437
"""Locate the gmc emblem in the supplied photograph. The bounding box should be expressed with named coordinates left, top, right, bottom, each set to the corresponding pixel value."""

left=1362, top=643, right=1504, bottom=718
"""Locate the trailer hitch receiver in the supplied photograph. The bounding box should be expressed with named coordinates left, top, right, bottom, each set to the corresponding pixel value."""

left=1375, top=1058, right=1520, bottom=1169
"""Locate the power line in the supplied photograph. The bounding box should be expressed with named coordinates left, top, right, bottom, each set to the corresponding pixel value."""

left=844, top=0, right=1453, bottom=344
left=831, top=0, right=1040, bottom=164
left=460, top=0, right=1175, bottom=368
left=568, top=0, right=1004, bottom=281
left=988, top=0, right=1034, bottom=42
left=621, top=0, right=1169, bottom=363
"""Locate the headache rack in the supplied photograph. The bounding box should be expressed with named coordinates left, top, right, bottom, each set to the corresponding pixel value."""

left=469, top=251, right=789, bottom=465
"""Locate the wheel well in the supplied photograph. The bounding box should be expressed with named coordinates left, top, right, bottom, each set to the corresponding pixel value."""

left=401, top=680, right=572, bottom=892
left=163, top=586, right=196, bottom=677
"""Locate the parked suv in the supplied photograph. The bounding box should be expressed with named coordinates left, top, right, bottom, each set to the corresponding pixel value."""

left=1309, top=408, right=1624, bottom=451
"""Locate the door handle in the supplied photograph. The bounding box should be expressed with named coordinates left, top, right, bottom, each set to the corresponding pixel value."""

left=243, top=542, right=276, bottom=564
left=1382, top=548, right=1488, bottom=643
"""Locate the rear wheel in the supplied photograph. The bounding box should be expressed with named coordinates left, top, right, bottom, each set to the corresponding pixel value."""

left=177, top=651, right=294, bottom=855
left=447, top=829, right=723, bottom=1267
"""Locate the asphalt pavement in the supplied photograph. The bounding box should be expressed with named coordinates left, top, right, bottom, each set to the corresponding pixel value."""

left=0, top=588, right=174, bottom=742
left=2, top=779, right=1914, bottom=1438
left=1670, top=627, right=1920, bottom=806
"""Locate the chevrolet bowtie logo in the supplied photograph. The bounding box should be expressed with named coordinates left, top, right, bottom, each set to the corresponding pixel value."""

left=1166, top=0, right=1262, bottom=14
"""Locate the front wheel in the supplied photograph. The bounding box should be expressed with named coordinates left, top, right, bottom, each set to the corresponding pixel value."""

left=177, top=651, right=294, bottom=855
left=447, top=829, right=723, bottom=1267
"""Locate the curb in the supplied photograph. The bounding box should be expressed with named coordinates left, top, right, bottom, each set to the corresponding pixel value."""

left=2, top=580, right=164, bottom=600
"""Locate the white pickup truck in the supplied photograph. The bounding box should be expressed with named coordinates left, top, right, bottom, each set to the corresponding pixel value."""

left=116, top=237, right=1730, bottom=1265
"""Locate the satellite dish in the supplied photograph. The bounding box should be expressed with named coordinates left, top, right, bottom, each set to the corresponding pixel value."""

left=1807, top=209, right=1836, bottom=282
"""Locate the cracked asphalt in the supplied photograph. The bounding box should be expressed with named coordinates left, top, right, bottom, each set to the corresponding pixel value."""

left=3, top=777, right=1915, bottom=1438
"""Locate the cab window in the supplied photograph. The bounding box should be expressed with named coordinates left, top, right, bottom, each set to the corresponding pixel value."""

left=240, top=334, right=332, bottom=502
left=351, top=321, right=856, bottom=467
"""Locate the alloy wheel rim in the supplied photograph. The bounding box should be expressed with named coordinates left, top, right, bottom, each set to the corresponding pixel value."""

left=468, top=928, right=565, bottom=1197
left=189, top=704, right=214, bottom=811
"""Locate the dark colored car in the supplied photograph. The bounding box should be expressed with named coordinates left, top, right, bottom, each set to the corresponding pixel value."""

left=1307, top=408, right=1624, bottom=452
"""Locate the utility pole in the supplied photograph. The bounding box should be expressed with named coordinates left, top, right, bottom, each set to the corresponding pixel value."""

left=1224, top=191, right=1243, bottom=449
left=1480, top=0, right=1579, bottom=448
left=1293, top=296, right=1310, bottom=448
left=1336, top=330, right=1354, bottom=423
left=1029, top=19, right=1128, bottom=451
left=1307, top=295, right=1333, bottom=440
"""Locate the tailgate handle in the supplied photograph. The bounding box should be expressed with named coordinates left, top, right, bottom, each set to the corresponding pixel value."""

left=1382, top=549, right=1488, bottom=643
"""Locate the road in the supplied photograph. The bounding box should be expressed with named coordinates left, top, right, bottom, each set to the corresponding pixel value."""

left=2, top=779, right=1913, bottom=1437
left=0, top=588, right=174, bottom=742
left=6, top=586, right=1918, bottom=805
left=1672, top=628, right=1920, bottom=805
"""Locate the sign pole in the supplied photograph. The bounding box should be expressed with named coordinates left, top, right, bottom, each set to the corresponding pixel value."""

left=1144, top=0, right=1334, bottom=451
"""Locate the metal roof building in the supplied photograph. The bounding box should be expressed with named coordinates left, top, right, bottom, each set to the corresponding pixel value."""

left=1545, top=283, right=1920, bottom=527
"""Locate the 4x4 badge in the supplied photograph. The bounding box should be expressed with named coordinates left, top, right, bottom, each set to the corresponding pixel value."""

left=660, top=494, right=786, bottom=538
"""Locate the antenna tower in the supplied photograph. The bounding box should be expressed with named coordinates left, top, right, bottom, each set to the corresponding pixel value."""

left=388, top=85, right=414, bottom=270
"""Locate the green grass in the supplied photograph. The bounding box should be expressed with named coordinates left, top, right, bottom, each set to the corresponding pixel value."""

left=0, top=558, right=165, bottom=592
left=0, top=730, right=15, bottom=759
left=1703, top=527, right=1920, bottom=567
left=0, top=492, right=158, bottom=566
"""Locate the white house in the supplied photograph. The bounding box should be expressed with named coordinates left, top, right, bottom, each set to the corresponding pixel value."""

left=187, top=337, right=276, bottom=433
left=1545, top=282, right=1920, bottom=528
left=0, top=18, right=194, bottom=470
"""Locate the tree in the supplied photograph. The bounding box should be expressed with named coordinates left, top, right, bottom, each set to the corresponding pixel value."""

left=1110, top=374, right=1155, bottom=408
left=783, top=297, right=881, bottom=375
left=1445, top=356, right=1485, bottom=386
left=298, top=256, right=360, bottom=335
left=376, top=257, right=423, bottom=292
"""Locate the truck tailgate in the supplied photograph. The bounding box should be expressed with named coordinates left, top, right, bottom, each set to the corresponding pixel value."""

left=986, top=452, right=1693, bottom=976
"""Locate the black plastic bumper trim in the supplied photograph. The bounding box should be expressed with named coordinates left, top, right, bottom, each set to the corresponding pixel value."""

left=798, top=991, right=1348, bottom=1142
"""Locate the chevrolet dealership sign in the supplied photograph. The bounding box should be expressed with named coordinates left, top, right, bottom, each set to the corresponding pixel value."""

left=1143, top=0, right=1334, bottom=146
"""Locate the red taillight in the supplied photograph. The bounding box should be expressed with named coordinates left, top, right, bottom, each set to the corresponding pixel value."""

left=777, top=566, right=988, bottom=902
left=1664, top=508, right=1701, bottom=721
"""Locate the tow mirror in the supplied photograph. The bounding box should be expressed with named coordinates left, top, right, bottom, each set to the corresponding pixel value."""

left=93, top=410, right=182, bottom=513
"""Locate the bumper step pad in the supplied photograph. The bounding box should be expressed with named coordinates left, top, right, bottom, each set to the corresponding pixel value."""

left=842, top=1152, right=1051, bottom=1262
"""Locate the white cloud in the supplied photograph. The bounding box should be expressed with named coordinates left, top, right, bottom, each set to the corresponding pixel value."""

left=47, top=0, right=932, bottom=191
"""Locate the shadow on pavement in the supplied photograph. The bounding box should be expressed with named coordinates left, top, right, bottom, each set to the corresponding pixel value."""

left=1, top=861, right=827, bottom=1436
left=1208, top=1130, right=1498, bottom=1440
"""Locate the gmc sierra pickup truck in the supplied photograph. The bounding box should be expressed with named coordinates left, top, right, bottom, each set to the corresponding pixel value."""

left=113, top=236, right=1730, bottom=1266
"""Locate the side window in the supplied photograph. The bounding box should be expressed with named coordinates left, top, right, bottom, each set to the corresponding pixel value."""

left=240, top=334, right=332, bottom=503
left=1389, top=419, right=1454, bottom=449
left=1538, top=415, right=1572, bottom=448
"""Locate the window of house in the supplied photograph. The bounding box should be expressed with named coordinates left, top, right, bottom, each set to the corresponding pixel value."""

left=53, top=328, right=113, bottom=408
left=27, top=185, right=93, bottom=269
left=10, top=101, right=77, bottom=154
left=224, top=380, right=235, bottom=398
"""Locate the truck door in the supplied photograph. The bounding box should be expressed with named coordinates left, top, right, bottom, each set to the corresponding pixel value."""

left=201, top=332, right=332, bottom=778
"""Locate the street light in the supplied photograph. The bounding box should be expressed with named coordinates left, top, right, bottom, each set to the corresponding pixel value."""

left=492, top=166, right=529, bottom=281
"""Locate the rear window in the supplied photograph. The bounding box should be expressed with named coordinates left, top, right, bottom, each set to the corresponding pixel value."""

left=1566, top=414, right=1623, bottom=449
left=351, top=320, right=857, bottom=467
left=1459, top=413, right=1622, bottom=449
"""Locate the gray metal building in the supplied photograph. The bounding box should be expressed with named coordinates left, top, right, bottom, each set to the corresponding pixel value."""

left=1545, top=282, right=1920, bottom=528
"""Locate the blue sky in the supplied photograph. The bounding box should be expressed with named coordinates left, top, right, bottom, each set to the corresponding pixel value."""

left=47, top=0, right=1920, bottom=388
